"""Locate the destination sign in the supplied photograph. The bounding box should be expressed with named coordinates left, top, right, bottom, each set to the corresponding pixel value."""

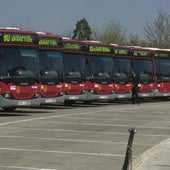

left=38, top=38, right=62, bottom=47
left=114, top=49, right=130, bottom=55
left=88, top=45, right=111, bottom=53
left=1, top=33, right=36, bottom=44
left=133, top=50, right=152, bottom=57
left=63, top=42, right=82, bottom=51
left=154, top=52, right=170, bottom=58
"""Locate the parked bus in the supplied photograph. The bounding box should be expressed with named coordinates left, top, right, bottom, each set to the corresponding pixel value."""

left=152, top=48, right=170, bottom=97
left=111, top=46, right=132, bottom=99
left=37, top=32, right=65, bottom=105
left=62, top=38, right=87, bottom=105
left=84, top=41, right=115, bottom=102
left=0, top=27, right=41, bottom=111
left=130, top=47, right=156, bottom=98
left=112, top=46, right=156, bottom=99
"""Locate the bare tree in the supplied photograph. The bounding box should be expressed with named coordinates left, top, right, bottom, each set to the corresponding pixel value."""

left=93, top=19, right=127, bottom=45
left=129, top=33, right=150, bottom=47
left=60, top=28, right=73, bottom=39
left=144, top=8, right=170, bottom=48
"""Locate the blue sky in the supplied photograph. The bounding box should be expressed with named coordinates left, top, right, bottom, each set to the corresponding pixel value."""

left=0, top=0, right=170, bottom=39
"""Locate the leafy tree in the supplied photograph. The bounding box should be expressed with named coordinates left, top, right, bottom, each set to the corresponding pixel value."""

left=72, top=18, right=92, bottom=40
left=93, top=19, right=127, bottom=45
left=144, top=8, right=170, bottom=48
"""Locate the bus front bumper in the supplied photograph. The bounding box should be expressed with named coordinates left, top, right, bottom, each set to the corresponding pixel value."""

left=87, top=92, right=116, bottom=101
left=0, top=95, right=41, bottom=108
left=40, top=96, right=65, bottom=105
left=115, top=93, right=132, bottom=99
left=154, top=91, right=170, bottom=97
left=139, top=92, right=155, bottom=98
left=64, top=93, right=87, bottom=101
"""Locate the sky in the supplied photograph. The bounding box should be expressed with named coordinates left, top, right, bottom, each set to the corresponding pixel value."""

left=0, top=0, right=170, bottom=40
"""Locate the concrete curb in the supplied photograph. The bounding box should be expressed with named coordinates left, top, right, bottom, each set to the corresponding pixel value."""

left=132, top=138, right=170, bottom=169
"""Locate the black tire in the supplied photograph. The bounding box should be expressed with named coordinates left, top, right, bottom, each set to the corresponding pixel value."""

left=83, top=101, right=92, bottom=104
left=2, top=107, right=17, bottom=112
left=64, top=100, right=74, bottom=106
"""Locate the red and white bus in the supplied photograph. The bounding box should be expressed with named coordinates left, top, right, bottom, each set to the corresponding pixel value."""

left=151, top=48, right=170, bottom=97
left=111, top=46, right=132, bottom=99
left=84, top=41, right=115, bottom=102
left=37, top=32, right=65, bottom=105
left=130, top=47, right=156, bottom=98
left=112, top=46, right=156, bottom=99
left=62, top=38, right=87, bottom=105
left=0, top=27, right=41, bottom=111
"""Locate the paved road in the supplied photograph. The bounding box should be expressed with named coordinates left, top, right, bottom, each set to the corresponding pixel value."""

left=0, top=100, right=169, bottom=170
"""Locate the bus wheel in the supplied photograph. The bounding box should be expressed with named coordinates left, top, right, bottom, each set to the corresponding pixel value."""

left=83, top=101, right=92, bottom=104
left=2, top=107, right=17, bottom=112
left=64, top=100, right=74, bottom=106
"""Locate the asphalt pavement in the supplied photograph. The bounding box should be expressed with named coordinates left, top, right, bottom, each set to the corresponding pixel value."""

left=0, top=101, right=170, bottom=170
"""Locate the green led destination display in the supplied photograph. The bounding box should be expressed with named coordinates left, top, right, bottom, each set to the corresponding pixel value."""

left=38, top=38, right=61, bottom=47
left=114, top=49, right=130, bottom=55
left=63, top=42, right=82, bottom=50
left=88, top=45, right=111, bottom=53
left=1, top=33, right=36, bottom=44
left=133, top=50, right=151, bottom=57
left=154, top=52, right=170, bottom=58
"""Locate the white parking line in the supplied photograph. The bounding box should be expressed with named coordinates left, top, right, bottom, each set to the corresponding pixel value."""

left=32, top=120, right=170, bottom=130
left=0, top=104, right=163, bottom=127
left=1, top=127, right=170, bottom=138
left=0, top=107, right=137, bottom=126
left=46, top=116, right=170, bottom=123
left=0, top=165, right=59, bottom=170
left=0, top=135, right=151, bottom=146
left=0, top=147, right=126, bottom=157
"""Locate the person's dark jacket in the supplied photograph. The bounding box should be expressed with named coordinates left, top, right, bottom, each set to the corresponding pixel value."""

left=132, top=74, right=139, bottom=91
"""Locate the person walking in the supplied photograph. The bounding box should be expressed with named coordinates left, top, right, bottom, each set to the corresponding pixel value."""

left=131, top=69, right=140, bottom=104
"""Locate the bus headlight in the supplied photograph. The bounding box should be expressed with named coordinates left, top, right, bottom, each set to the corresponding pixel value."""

left=111, top=90, right=115, bottom=94
left=128, top=90, right=132, bottom=93
left=0, top=88, right=3, bottom=94
left=90, top=89, right=95, bottom=94
left=82, top=90, right=86, bottom=94
left=4, top=93, right=12, bottom=99
left=154, top=89, right=159, bottom=92
left=35, top=93, right=41, bottom=98
left=60, top=91, right=64, bottom=96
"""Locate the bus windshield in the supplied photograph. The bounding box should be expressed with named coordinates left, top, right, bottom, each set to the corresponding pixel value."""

left=155, top=59, right=170, bottom=81
left=39, top=51, right=63, bottom=78
left=86, top=55, right=113, bottom=79
left=0, top=47, right=39, bottom=78
left=113, top=58, right=131, bottom=83
left=131, top=59, right=153, bottom=83
left=63, top=53, right=85, bottom=78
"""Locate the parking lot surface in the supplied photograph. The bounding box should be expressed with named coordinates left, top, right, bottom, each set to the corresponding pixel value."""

left=0, top=101, right=170, bottom=170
